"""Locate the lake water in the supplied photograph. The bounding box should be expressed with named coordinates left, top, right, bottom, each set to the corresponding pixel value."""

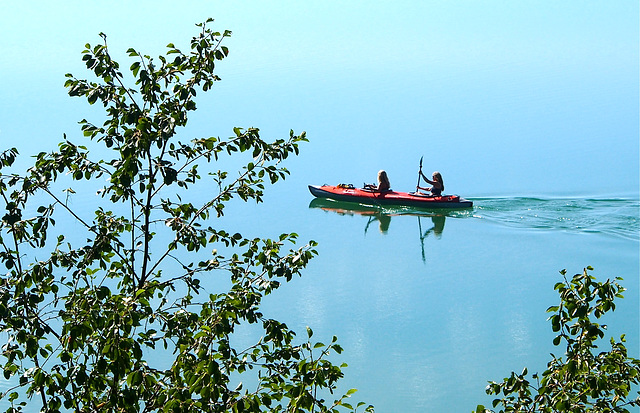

left=0, top=186, right=637, bottom=412
left=221, top=185, right=640, bottom=412
left=1, top=2, right=639, bottom=412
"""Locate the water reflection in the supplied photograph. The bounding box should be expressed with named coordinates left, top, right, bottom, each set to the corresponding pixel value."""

left=309, top=198, right=460, bottom=262
left=308, top=198, right=456, bottom=230
left=365, top=213, right=391, bottom=234
left=310, top=196, right=640, bottom=241
left=419, top=214, right=446, bottom=238
left=308, top=198, right=396, bottom=233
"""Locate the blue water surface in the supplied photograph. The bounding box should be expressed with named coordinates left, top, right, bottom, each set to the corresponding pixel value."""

left=226, top=187, right=640, bottom=412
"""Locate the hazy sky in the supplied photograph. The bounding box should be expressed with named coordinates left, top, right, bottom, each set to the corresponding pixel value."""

left=2, top=1, right=638, bottom=196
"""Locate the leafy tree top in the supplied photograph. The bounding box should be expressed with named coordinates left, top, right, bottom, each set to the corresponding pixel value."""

left=0, top=19, right=372, bottom=413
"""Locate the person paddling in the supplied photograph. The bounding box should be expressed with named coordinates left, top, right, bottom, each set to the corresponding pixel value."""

left=418, top=170, right=444, bottom=196
left=365, top=170, right=391, bottom=191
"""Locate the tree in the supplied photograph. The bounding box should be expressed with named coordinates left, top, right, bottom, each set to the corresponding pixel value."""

left=0, top=19, right=372, bottom=413
left=475, top=267, right=640, bottom=413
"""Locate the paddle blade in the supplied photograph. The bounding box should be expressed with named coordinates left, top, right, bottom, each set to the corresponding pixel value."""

left=416, top=156, right=424, bottom=190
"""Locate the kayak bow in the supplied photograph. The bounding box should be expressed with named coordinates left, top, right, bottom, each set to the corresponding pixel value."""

left=308, top=185, right=473, bottom=209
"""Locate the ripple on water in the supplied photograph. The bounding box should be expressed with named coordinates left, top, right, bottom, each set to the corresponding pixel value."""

left=470, top=197, right=640, bottom=241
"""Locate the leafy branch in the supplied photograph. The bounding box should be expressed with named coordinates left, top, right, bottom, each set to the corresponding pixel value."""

left=476, top=267, right=640, bottom=413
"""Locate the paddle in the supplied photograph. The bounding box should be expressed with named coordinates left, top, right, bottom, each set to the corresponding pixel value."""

left=416, top=156, right=423, bottom=192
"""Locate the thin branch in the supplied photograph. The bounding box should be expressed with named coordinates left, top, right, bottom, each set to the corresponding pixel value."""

left=142, top=165, right=256, bottom=281
left=39, top=185, right=135, bottom=275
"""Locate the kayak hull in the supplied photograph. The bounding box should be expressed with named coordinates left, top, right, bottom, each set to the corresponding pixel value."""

left=308, top=185, right=473, bottom=209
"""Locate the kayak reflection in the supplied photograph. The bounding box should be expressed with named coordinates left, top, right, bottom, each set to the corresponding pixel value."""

left=309, top=197, right=449, bottom=234
left=309, top=198, right=461, bottom=263
left=309, top=198, right=408, bottom=232
left=309, top=198, right=472, bottom=263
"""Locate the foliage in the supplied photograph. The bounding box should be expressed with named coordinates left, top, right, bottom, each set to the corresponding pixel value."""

left=0, top=19, right=372, bottom=413
left=475, top=267, right=640, bottom=413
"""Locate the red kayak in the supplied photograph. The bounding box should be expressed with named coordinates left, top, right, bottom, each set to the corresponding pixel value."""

left=308, top=185, right=473, bottom=209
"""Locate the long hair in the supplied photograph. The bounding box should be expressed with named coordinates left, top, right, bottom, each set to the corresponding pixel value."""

left=378, top=170, right=390, bottom=189
left=433, top=171, right=444, bottom=191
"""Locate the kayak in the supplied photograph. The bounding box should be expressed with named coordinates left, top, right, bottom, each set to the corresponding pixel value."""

left=309, top=185, right=473, bottom=209
left=308, top=184, right=473, bottom=209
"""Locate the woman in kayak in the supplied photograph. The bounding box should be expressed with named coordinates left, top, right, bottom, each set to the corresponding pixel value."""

left=365, top=170, right=391, bottom=191
left=418, top=170, right=444, bottom=196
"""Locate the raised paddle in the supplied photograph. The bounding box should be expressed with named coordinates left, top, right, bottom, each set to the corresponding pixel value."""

left=416, top=156, right=423, bottom=192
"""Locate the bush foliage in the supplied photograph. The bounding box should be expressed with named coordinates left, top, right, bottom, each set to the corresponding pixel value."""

left=476, top=267, right=640, bottom=412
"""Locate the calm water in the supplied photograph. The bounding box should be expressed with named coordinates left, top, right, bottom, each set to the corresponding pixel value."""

left=220, top=189, right=640, bottom=412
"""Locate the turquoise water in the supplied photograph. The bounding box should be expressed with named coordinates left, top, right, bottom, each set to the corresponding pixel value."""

left=302, top=196, right=639, bottom=411
left=473, top=197, right=640, bottom=241
left=220, top=189, right=640, bottom=412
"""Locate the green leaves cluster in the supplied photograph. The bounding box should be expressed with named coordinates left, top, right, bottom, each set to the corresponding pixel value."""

left=475, top=267, right=640, bottom=413
left=0, top=19, right=371, bottom=413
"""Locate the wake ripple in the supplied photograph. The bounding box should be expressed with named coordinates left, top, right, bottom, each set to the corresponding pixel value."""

left=471, top=197, right=640, bottom=241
